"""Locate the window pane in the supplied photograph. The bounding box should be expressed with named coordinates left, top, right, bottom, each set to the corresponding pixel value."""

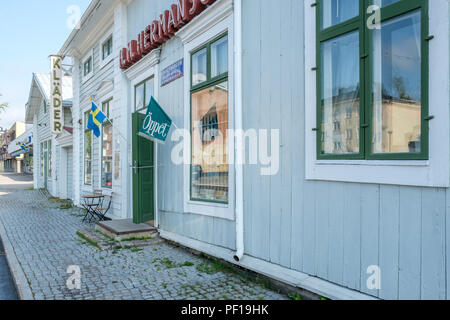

left=322, top=0, right=359, bottom=29
left=372, top=11, right=421, bottom=154
left=191, top=81, right=229, bottom=203
left=192, top=48, right=207, bottom=86
left=321, top=31, right=360, bottom=155
left=84, top=111, right=92, bottom=185
left=135, top=83, right=144, bottom=111
left=145, top=77, right=154, bottom=108
left=374, top=0, right=401, bottom=7
left=102, top=101, right=110, bottom=118
left=102, top=123, right=113, bottom=188
left=102, top=37, right=112, bottom=60
left=211, top=36, right=228, bottom=78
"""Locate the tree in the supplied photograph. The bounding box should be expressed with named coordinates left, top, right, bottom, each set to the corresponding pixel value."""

left=0, top=93, right=8, bottom=119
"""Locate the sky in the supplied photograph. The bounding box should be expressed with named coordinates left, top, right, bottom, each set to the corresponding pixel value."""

left=0, top=0, right=91, bottom=130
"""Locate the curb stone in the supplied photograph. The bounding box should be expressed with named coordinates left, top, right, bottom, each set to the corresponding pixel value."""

left=0, top=217, right=34, bottom=300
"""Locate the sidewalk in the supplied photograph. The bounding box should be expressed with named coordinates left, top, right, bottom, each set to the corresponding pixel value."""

left=0, top=174, right=287, bottom=300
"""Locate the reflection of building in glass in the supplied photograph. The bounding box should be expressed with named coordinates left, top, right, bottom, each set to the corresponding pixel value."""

left=191, top=82, right=229, bottom=202
left=321, top=89, right=360, bottom=155
left=374, top=97, right=421, bottom=154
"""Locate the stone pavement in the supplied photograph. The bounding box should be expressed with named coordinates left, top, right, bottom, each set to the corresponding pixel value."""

left=0, top=239, right=18, bottom=300
left=0, top=173, right=288, bottom=300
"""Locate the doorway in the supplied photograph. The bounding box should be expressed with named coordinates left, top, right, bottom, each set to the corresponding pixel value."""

left=132, top=111, right=155, bottom=224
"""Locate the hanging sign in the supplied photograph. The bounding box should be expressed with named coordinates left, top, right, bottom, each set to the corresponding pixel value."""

left=50, top=55, right=63, bottom=134
left=161, top=59, right=184, bottom=87
left=139, top=97, right=173, bottom=144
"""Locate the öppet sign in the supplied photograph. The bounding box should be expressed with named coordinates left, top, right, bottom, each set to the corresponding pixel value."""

left=50, top=55, right=63, bottom=134
left=139, top=97, right=173, bottom=144
left=120, top=0, right=216, bottom=70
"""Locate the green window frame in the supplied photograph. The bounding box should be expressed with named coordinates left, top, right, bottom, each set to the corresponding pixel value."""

left=84, top=57, right=92, bottom=77
left=134, top=77, right=154, bottom=112
left=101, top=99, right=113, bottom=189
left=190, top=33, right=229, bottom=204
left=102, top=36, right=113, bottom=60
left=316, top=0, right=429, bottom=160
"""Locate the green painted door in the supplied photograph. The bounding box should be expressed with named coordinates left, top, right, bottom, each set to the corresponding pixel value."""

left=132, top=112, right=155, bottom=224
left=44, top=152, right=48, bottom=190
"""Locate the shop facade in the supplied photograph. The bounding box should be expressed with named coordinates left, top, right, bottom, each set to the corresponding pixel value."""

left=58, top=0, right=450, bottom=300
left=7, top=127, right=33, bottom=174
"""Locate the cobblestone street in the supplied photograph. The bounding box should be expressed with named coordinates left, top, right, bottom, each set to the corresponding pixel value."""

left=0, top=173, right=287, bottom=300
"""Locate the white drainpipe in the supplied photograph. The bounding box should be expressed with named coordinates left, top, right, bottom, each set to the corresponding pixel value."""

left=234, top=0, right=244, bottom=262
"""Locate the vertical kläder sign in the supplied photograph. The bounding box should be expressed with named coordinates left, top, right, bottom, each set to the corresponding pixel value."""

left=50, top=55, right=63, bottom=134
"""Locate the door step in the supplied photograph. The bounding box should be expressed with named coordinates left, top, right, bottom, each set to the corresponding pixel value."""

left=96, top=219, right=158, bottom=242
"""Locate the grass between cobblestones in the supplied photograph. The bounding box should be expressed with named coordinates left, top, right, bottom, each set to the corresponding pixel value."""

left=0, top=187, right=291, bottom=300
left=76, top=231, right=100, bottom=250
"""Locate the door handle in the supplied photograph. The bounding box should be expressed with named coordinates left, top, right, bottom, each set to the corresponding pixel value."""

left=133, top=160, right=138, bottom=174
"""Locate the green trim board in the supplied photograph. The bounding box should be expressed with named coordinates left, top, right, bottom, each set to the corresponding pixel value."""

left=315, top=0, right=429, bottom=160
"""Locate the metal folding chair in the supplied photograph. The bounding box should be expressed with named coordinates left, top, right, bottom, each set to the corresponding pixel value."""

left=92, top=193, right=112, bottom=221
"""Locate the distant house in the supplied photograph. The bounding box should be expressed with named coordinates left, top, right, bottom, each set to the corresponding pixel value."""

left=25, top=73, right=74, bottom=199
left=7, top=127, right=33, bottom=174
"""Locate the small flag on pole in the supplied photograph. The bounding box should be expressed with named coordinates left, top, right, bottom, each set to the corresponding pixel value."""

left=87, top=101, right=107, bottom=138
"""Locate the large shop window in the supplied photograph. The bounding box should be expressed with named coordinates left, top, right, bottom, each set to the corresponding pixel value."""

left=84, top=111, right=93, bottom=186
left=101, top=99, right=113, bottom=189
left=190, top=34, right=229, bottom=204
left=316, top=0, right=428, bottom=160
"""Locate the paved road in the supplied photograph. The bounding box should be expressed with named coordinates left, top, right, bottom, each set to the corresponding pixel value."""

left=0, top=173, right=29, bottom=300
left=0, top=173, right=287, bottom=300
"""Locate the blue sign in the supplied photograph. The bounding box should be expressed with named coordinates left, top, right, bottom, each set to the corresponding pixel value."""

left=138, top=97, right=172, bottom=144
left=161, top=59, right=184, bottom=87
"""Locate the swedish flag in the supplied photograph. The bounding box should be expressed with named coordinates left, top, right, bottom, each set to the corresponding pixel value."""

left=87, top=102, right=107, bottom=138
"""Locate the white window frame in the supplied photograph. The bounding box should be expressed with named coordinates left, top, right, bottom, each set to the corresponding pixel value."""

left=98, top=96, right=114, bottom=192
left=304, top=0, right=450, bottom=188
left=82, top=49, right=94, bottom=84
left=179, top=0, right=235, bottom=220
left=99, top=28, right=114, bottom=70
left=82, top=104, right=94, bottom=192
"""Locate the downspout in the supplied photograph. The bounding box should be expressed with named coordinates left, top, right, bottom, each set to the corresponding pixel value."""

left=234, top=0, right=244, bottom=262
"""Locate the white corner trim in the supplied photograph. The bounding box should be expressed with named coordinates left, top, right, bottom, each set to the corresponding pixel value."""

left=176, top=0, right=233, bottom=45
left=159, top=230, right=378, bottom=300
left=182, top=12, right=236, bottom=221
left=124, top=49, right=161, bottom=81
left=304, top=0, right=450, bottom=188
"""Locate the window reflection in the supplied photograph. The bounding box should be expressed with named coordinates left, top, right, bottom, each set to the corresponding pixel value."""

left=192, top=48, right=207, bottom=86
left=211, top=36, right=228, bottom=78
left=191, top=81, right=229, bottom=202
left=321, top=31, right=360, bottom=155
left=372, top=11, right=421, bottom=154
left=322, top=0, right=359, bottom=29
